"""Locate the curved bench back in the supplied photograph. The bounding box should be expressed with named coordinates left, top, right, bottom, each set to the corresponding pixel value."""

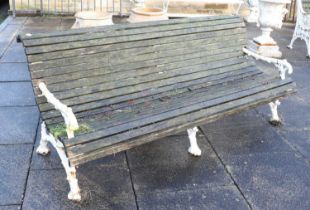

left=19, top=16, right=248, bottom=127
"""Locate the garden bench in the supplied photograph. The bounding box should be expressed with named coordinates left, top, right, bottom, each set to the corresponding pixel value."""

left=18, top=16, right=296, bottom=202
left=288, top=0, right=310, bottom=57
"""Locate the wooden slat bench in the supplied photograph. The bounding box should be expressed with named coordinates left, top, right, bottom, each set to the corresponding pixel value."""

left=18, top=16, right=296, bottom=202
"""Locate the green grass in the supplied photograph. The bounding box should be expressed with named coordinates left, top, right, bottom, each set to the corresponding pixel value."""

left=49, top=123, right=92, bottom=139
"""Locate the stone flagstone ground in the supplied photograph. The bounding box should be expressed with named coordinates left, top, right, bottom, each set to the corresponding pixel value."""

left=0, top=16, right=309, bottom=210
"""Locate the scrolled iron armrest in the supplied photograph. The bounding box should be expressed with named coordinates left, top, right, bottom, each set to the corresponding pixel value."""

left=38, top=82, right=79, bottom=139
left=243, top=48, right=293, bottom=80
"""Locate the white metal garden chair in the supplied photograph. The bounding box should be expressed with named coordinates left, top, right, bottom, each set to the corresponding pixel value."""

left=288, top=0, right=310, bottom=57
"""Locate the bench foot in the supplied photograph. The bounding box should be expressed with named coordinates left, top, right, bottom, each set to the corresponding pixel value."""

left=36, top=122, right=51, bottom=155
left=36, top=122, right=82, bottom=202
left=187, top=127, right=201, bottom=156
left=67, top=168, right=81, bottom=202
left=269, top=100, right=282, bottom=126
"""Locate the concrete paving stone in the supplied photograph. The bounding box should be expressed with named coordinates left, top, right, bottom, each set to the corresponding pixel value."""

left=0, top=106, right=39, bottom=144
left=0, top=24, right=20, bottom=57
left=0, top=205, right=21, bottom=210
left=0, top=63, right=30, bottom=81
left=23, top=166, right=136, bottom=209
left=221, top=152, right=310, bottom=210
left=24, top=17, right=62, bottom=27
left=127, top=134, right=232, bottom=194
left=0, top=82, right=35, bottom=106
left=201, top=111, right=293, bottom=156
left=280, top=130, right=310, bottom=160
left=60, top=18, right=75, bottom=28
left=8, top=17, right=28, bottom=26
left=287, top=61, right=310, bottom=91
left=137, top=186, right=250, bottom=210
left=1, top=42, right=27, bottom=63
left=201, top=109, right=266, bottom=131
left=0, top=144, right=33, bottom=205
left=20, top=27, right=62, bottom=34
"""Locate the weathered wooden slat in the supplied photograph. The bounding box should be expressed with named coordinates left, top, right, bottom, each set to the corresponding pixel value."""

left=38, top=44, right=243, bottom=85
left=30, top=39, right=245, bottom=80
left=34, top=49, right=246, bottom=105
left=68, top=84, right=295, bottom=166
left=19, top=15, right=239, bottom=41
left=37, top=60, right=250, bottom=112
left=27, top=28, right=246, bottom=63
left=25, top=22, right=245, bottom=55
left=23, top=17, right=242, bottom=47
left=65, top=78, right=293, bottom=151
left=67, top=82, right=296, bottom=164
left=43, top=67, right=261, bottom=124
left=39, top=63, right=255, bottom=115
left=28, top=34, right=246, bottom=72
left=40, top=52, right=245, bottom=93
left=42, top=67, right=260, bottom=123
left=63, top=72, right=275, bottom=147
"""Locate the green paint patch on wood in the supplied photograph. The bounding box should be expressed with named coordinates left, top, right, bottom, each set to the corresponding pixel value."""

left=49, top=123, right=92, bottom=139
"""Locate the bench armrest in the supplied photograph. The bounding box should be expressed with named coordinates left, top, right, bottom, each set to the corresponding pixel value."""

left=38, top=82, right=79, bottom=139
left=243, top=48, right=293, bottom=80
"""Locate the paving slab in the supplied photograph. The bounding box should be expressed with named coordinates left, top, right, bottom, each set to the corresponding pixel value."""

left=0, top=24, right=20, bottom=58
left=0, top=63, right=30, bottom=81
left=24, top=17, right=62, bottom=27
left=0, top=106, right=39, bottom=144
left=0, top=205, right=21, bottom=210
left=137, top=186, right=249, bottom=210
left=201, top=110, right=293, bottom=156
left=127, top=134, right=232, bottom=194
left=0, top=82, right=35, bottom=106
left=221, top=152, right=310, bottom=210
left=0, top=42, right=27, bottom=63
left=280, top=130, right=310, bottom=160
left=23, top=166, right=136, bottom=209
left=0, top=144, right=33, bottom=205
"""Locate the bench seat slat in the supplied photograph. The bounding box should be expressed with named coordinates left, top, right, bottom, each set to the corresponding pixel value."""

left=67, top=81, right=296, bottom=165
left=63, top=72, right=275, bottom=147
left=42, top=67, right=260, bottom=123
left=38, top=61, right=251, bottom=113
left=65, top=78, right=293, bottom=148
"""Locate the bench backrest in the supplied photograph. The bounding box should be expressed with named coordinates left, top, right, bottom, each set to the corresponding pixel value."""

left=19, top=16, right=247, bottom=126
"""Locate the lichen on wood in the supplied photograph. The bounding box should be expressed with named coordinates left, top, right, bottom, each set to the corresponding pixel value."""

left=49, top=123, right=92, bottom=139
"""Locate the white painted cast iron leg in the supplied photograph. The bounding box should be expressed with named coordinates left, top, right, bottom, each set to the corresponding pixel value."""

left=187, top=127, right=201, bottom=156
left=287, top=31, right=298, bottom=49
left=36, top=122, right=81, bottom=201
left=269, top=100, right=281, bottom=125
left=53, top=144, right=81, bottom=201
left=36, top=122, right=51, bottom=155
